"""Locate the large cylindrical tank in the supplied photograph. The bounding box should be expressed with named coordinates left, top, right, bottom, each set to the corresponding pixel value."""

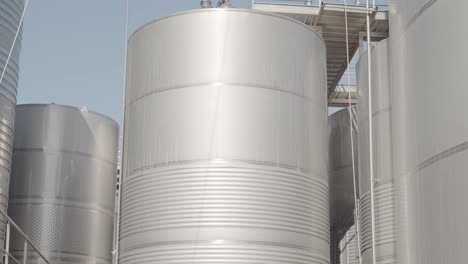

left=357, top=39, right=396, bottom=264
left=339, top=226, right=358, bottom=264
left=9, top=104, right=119, bottom=263
left=390, top=1, right=468, bottom=263
left=120, top=8, right=328, bottom=264
left=328, top=107, right=358, bottom=264
left=0, top=0, right=25, bottom=245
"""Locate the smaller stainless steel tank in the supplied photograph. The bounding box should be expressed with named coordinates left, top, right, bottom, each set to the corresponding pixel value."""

left=9, top=104, right=119, bottom=263
left=328, top=107, right=358, bottom=264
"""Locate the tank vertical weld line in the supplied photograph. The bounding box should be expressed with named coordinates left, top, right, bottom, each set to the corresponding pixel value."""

left=403, top=0, right=438, bottom=35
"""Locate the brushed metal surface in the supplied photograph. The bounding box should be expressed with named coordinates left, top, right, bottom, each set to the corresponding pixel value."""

left=9, top=104, right=119, bottom=263
left=357, top=39, right=396, bottom=264
left=328, top=107, right=358, bottom=264
left=120, top=8, right=329, bottom=264
left=0, top=0, right=25, bottom=247
left=390, top=1, right=468, bottom=263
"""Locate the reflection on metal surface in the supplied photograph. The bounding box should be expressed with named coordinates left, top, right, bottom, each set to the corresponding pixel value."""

left=328, top=107, right=358, bottom=264
left=390, top=0, right=468, bottom=263
left=0, top=0, right=25, bottom=248
left=120, top=8, right=328, bottom=264
left=9, top=104, right=119, bottom=264
left=357, top=39, right=396, bottom=264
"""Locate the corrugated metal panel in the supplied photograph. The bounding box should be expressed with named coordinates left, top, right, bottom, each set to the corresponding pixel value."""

left=9, top=104, right=118, bottom=263
left=357, top=39, right=396, bottom=264
left=119, top=8, right=329, bottom=264
left=390, top=0, right=468, bottom=263
left=0, top=0, right=25, bottom=247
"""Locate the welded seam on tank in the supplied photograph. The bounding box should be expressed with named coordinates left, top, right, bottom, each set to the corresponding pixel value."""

left=404, top=141, right=468, bottom=178
left=119, top=249, right=328, bottom=264
left=119, top=239, right=330, bottom=255
left=122, top=240, right=319, bottom=251
left=372, top=106, right=391, bottom=118
left=119, top=241, right=329, bottom=261
left=13, top=147, right=117, bottom=166
left=126, top=158, right=326, bottom=178
left=9, top=251, right=112, bottom=262
left=8, top=199, right=114, bottom=217
left=16, top=104, right=119, bottom=125
left=123, top=164, right=329, bottom=190
left=126, top=82, right=325, bottom=106
left=120, top=223, right=329, bottom=242
left=403, top=0, right=438, bottom=34
left=129, top=8, right=324, bottom=42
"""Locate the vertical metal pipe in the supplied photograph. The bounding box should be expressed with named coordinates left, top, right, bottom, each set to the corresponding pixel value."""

left=5, top=222, right=10, bottom=264
left=365, top=1, right=377, bottom=264
left=344, top=3, right=362, bottom=263
left=22, top=241, right=27, bottom=264
left=114, top=0, right=129, bottom=263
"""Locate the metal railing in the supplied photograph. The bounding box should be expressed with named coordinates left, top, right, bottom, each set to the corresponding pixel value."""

left=0, top=208, right=50, bottom=264
left=252, top=0, right=388, bottom=9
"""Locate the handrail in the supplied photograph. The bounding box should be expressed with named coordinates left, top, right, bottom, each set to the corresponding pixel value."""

left=252, top=0, right=388, bottom=9
left=0, top=208, right=50, bottom=264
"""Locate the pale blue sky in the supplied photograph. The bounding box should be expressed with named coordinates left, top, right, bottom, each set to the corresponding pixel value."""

left=18, top=0, right=252, bottom=124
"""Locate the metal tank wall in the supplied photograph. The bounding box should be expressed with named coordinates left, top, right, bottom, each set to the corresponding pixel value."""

left=0, top=0, right=25, bottom=246
left=339, top=226, right=358, bottom=264
left=9, top=104, right=119, bottom=263
left=357, top=39, right=396, bottom=264
left=119, top=8, right=328, bottom=264
left=328, top=107, right=358, bottom=264
left=390, top=0, right=468, bottom=263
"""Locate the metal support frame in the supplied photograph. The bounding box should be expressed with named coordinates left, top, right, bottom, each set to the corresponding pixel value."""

left=0, top=209, right=49, bottom=264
